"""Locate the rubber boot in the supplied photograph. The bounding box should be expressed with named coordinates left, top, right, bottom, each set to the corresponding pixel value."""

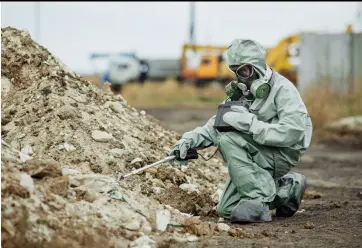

left=275, top=173, right=307, bottom=217
left=230, top=200, right=272, bottom=223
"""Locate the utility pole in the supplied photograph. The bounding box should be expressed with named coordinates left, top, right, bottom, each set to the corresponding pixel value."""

left=34, top=2, right=40, bottom=42
left=189, top=2, right=195, bottom=45
left=356, top=2, right=362, bottom=32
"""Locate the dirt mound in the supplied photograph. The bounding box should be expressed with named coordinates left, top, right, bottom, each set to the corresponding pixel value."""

left=1, top=27, right=228, bottom=247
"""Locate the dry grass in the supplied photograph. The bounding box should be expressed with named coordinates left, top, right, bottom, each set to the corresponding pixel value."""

left=83, top=75, right=362, bottom=140
left=121, top=79, right=226, bottom=109
left=303, top=83, right=362, bottom=139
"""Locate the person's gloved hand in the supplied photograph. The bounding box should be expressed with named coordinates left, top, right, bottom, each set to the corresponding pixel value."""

left=222, top=105, right=256, bottom=133
left=168, top=138, right=191, bottom=166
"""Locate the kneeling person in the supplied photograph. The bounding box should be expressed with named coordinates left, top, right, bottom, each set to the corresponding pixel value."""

left=169, top=39, right=313, bottom=223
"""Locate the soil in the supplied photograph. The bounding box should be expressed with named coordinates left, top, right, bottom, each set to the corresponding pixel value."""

left=1, top=27, right=225, bottom=248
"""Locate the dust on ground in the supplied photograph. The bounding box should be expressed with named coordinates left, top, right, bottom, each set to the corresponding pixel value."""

left=1, top=27, right=362, bottom=248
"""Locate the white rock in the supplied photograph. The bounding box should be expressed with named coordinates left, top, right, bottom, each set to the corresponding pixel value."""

left=108, top=102, right=123, bottom=114
left=218, top=217, right=225, bottom=222
left=21, top=145, right=33, bottom=155
left=110, top=148, right=124, bottom=158
left=140, top=110, right=146, bottom=116
left=128, top=235, right=155, bottom=248
left=179, top=183, right=200, bottom=194
left=19, top=152, right=32, bottom=163
left=156, top=209, right=171, bottom=232
left=114, top=238, right=130, bottom=248
left=153, top=187, right=163, bottom=194
left=124, top=218, right=141, bottom=231
left=220, top=165, right=228, bottom=174
left=171, top=236, right=188, bottom=243
left=212, top=188, right=223, bottom=204
left=91, top=130, right=113, bottom=142
left=217, top=223, right=230, bottom=232
left=61, top=168, right=80, bottom=176
left=180, top=165, right=188, bottom=172
left=130, top=158, right=143, bottom=165
left=1, top=76, right=12, bottom=96
left=79, top=174, right=118, bottom=193
left=140, top=220, right=152, bottom=234
left=145, top=173, right=153, bottom=180
left=63, top=143, right=76, bottom=152
left=186, top=235, right=199, bottom=242
left=19, top=173, right=34, bottom=194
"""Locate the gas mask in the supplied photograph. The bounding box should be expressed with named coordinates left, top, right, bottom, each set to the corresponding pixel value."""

left=225, top=64, right=271, bottom=100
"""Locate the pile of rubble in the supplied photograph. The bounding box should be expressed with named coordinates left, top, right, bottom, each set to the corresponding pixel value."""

left=1, top=27, right=236, bottom=247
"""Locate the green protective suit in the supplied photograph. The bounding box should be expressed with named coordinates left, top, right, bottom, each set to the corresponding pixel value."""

left=169, top=39, right=313, bottom=223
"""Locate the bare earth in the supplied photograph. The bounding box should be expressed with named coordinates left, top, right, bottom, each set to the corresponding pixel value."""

left=144, top=108, right=362, bottom=248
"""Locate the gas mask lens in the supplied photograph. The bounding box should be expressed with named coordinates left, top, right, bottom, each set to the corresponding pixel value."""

left=229, top=64, right=254, bottom=79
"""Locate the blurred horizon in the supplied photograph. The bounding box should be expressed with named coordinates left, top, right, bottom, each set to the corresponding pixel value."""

left=1, top=2, right=361, bottom=74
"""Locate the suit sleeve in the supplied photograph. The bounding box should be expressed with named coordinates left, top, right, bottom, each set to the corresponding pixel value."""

left=248, top=88, right=308, bottom=147
left=181, top=115, right=219, bottom=149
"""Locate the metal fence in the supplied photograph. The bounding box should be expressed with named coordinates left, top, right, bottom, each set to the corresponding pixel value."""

left=298, top=32, right=362, bottom=95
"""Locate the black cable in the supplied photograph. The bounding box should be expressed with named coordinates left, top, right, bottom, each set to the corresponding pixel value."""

left=197, top=148, right=219, bottom=161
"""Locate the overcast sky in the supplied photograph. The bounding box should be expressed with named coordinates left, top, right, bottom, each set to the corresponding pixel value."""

left=1, top=2, right=360, bottom=74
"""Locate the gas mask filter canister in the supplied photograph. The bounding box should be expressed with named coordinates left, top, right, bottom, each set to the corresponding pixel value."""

left=227, top=64, right=271, bottom=99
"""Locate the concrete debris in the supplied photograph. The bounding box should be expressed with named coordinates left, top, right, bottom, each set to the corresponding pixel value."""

left=19, top=151, right=32, bottom=163
left=130, top=158, right=143, bottom=165
left=91, top=130, right=113, bottom=142
left=186, top=235, right=200, bottom=242
left=211, top=187, right=223, bottom=204
left=170, top=234, right=200, bottom=243
left=216, top=223, right=231, bottom=232
left=19, top=173, right=34, bottom=194
left=63, top=142, right=76, bottom=152
left=108, top=101, right=123, bottom=113
left=61, top=168, right=80, bottom=176
left=156, top=209, right=171, bottom=232
left=124, top=218, right=141, bottom=231
left=110, top=148, right=124, bottom=158
left=77, top=174, right=118, bottom=193
left=179, top=183, right=200, bottom=194
left=21, top=145, right=34, bottom=155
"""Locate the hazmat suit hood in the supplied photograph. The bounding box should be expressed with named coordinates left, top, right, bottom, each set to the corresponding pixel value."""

left=226, top=39, right=272, bottom=82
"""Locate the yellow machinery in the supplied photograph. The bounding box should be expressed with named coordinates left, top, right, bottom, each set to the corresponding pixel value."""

left=180, top=24, right=353, bottom=87
left=179, top=37, right=301, bottom=86
left=265, top=34, right=300, bottom=85
left=179, top=44, right=234, bottom=86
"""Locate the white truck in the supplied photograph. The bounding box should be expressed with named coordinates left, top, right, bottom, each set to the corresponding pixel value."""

left=90, top=52, right=180, bottom=93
